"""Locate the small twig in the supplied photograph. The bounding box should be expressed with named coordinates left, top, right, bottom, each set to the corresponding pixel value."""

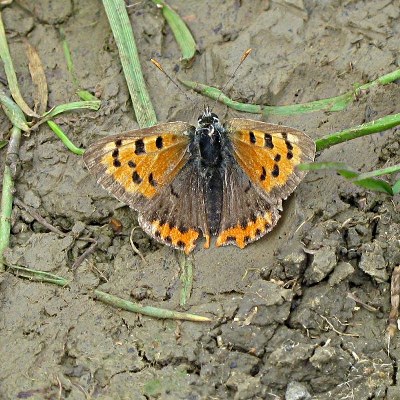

left=319, top=314, right=359, bottom=337
left=347, top=292, right=379, bottom=312
left=56, top=375, right=62, bottom=400
left=387, top=266, right=400, bottom=339
left=14, top=198, right=66, bottom=237
left=71, top=241, right=98, bottom=269
left=94, top=289, right=211, bottom=321
left=129, top=226, right=146, bottom=262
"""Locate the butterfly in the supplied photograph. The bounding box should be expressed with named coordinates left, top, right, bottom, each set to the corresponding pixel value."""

left=83, top=107, right=315, bottom=254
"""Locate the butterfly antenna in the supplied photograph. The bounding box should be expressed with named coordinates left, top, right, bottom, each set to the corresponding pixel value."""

left=151, top=58, right=197, bottom=107
left=211, top=48, right=252, bottom=112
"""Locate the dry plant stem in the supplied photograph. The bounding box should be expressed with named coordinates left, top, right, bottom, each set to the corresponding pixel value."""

left=94, top=289, right=211, bottom=322
left=387, top=266, right=400, bottom=338
left=179, top=252, right=193, bottom=306
left=0, top=166, right=13, bottom=272
left=0, top=126, right=21, bottom=271
left=14, top=198, right=66, bottom=237
left=71, top=241, right=98, bottom=269
left=347, top=292, right=379, bottom=313
left=129, top=227, right=146, bottom=263
left=0, top=11, right=37, bottom=117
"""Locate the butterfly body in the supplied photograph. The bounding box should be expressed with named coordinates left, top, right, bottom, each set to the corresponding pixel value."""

left=84, top=108, right=315, bottom=254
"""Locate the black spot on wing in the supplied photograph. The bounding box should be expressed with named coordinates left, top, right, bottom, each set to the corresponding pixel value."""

left=132, top=171, right=142, bottom=184
left=135, top=139, right=145, bottom=155
left=156, top=136, right=163, bottom=149
left=272, top=164, right=280, bottom=177
left=112, top=148, right=119, bottom=158
left=260, top=166, right=267, bottom=181
left=264, top=133, right=273, bottom=149
left=148, top=172, right=157, bottom=187
left=249, top=131, right=256, bottom=144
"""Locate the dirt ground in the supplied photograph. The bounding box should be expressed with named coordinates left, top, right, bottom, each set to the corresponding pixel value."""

left=0, top=0, right=400, bottom=399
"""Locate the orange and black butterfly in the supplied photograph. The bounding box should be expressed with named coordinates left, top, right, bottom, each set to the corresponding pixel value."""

left=83, top=108, right=315, bottom=254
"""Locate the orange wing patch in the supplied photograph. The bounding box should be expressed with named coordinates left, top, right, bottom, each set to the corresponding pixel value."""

left=216, top=212, right=274, bottom=249
left=151, top=220, right=200, bottom=254
left=230, top=129, right=303, bottom=193
left=100, top=134, right=189, bottom=198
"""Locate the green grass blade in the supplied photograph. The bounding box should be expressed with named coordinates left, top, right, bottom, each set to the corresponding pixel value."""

left=60, top=29, right=100, bottom=102
left=59, top=27, right=79, bottom=88
left=300, top=162, right=393, bottom=195
left=0, top=89, right=30, bottom=131
left=47, top=121, right=85, bottom=155
left=349, top=178, right=393, bottom=195
left=0, top=164, right=14, bottom=271
left=43, top=100, right=101, bottom=119
left=316, top=113, right=400, bottom=151
left=353, top=164, right=400, bottom=181
left=0, top=11, right=37, bottom=117
left=102, top=0, right=157, bottom=127
left=392, top=179, right=400, bottom=195
left=94, top=290, right=211, bottom=322
left=7, top=265, right=70, bottom=286
left=0, top=140, right=8, bottom=149
left=152, top=0, right=196, bottom=63
left=77, top=90, right=98, bottom=101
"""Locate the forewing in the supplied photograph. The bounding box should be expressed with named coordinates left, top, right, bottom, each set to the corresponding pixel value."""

left=138, top=161, right=210, bottom=254
left=216, top=160, right=280, bottom=249
left=83, top=122, right=193, bottom=211
left=226, top=118, right=315, bottom=204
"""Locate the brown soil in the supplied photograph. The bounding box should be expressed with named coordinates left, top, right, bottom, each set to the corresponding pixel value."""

left=1, top=1, right=400, bottom=399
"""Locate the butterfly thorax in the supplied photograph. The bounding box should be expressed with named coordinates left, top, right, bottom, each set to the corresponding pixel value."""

left=196, top=110, right=225, bottom=167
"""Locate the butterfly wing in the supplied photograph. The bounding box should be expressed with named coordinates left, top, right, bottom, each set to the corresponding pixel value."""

left=216, top=159, right=280, bottom=248
left=83, top=122, right=210, bottom=254
left=138, top=160, right=211, bottom=254
left=83, top=122, right=193, bottom=210
left=225, top=118, right=315, bottom=204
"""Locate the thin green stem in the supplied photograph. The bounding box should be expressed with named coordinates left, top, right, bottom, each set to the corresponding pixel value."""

left=94, top=290, right=211, bottom=322
left=0, top=89, right=30, bottom=132
left=315, top=113, right=400, bottom=152
left=0, top=165, right=13, bottom=272
left=179, top=80, right=262, bottom=113
left=47, top=121, right=85, bottom=155
left=180, top=68, right=400, bottom=117
left=7, top=264, right=70, bottom=286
